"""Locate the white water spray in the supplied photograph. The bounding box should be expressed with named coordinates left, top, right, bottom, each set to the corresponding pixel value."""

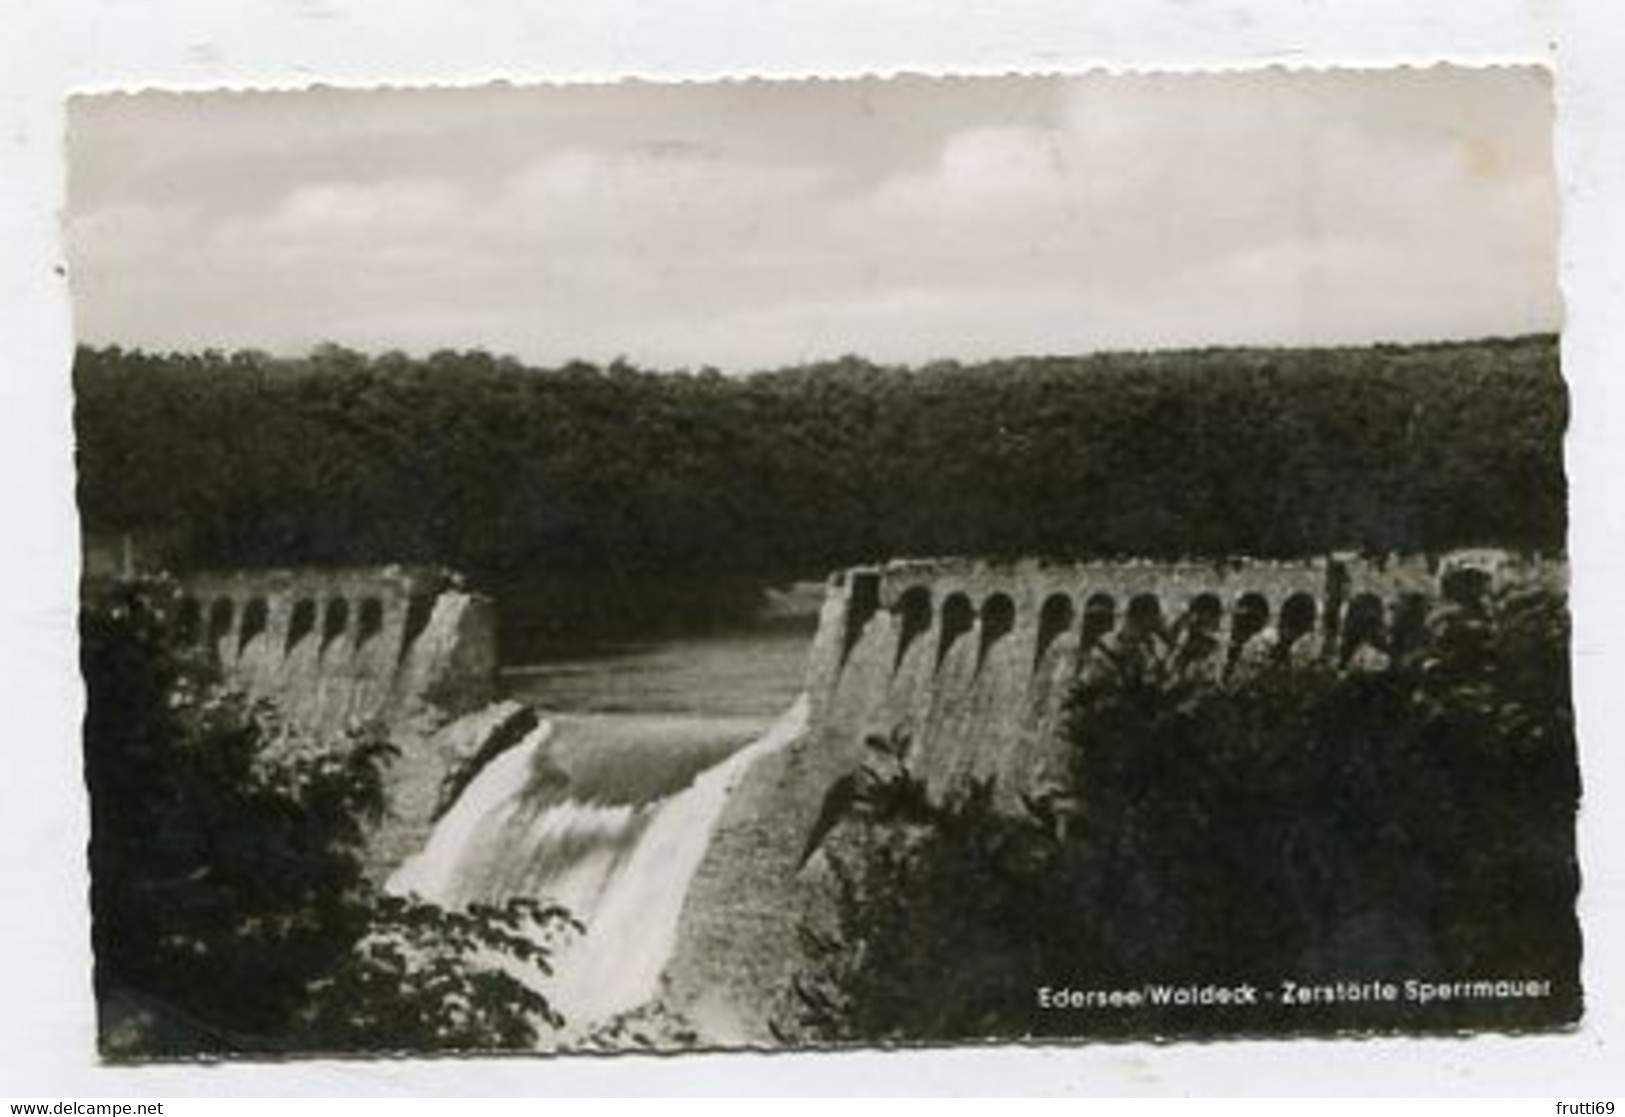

left=389, top=695, right=808, bottom=1030
left=390, top=720, right=553, bottom=901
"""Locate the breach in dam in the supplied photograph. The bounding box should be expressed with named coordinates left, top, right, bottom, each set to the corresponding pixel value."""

left=141, top=548, right=1571, bottom=1047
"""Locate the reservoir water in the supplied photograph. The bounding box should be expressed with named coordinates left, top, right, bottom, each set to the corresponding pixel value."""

left=498, top=620, right=816, bottom=720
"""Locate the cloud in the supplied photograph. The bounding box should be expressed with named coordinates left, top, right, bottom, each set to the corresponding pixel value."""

left=812, top=70, right=1558, bottom=354
left=265, top=180, right=466, bottom=238
left=65, top=71, right=1558, bottom=368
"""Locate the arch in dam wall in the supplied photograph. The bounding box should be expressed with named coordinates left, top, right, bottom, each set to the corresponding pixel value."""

left=175, top=566, right=497, bottom=737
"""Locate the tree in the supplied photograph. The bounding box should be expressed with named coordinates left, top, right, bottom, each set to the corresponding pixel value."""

left=774, top=586, right=1580, bottom=1042
left=298, top=894, right=572, bottom=1052
left=82, top=577, right=570, bottom=1056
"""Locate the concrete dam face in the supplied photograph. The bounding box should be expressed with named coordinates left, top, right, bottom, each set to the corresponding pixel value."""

left=177, top=565, right=504, bottom=873
left=177, top=565, right=498, bottom=737
left=797, top=550, right=1564, bottom=804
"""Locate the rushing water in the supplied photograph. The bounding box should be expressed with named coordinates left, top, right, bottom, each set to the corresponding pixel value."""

left=389, top=620, right=815, bottom=1035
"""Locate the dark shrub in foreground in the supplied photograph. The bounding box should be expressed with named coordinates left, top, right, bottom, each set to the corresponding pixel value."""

left=83, top=578, right=571, bottom=1056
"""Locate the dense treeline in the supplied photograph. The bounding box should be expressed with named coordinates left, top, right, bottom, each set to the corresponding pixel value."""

left=75, top=336, right=1565, bottom=653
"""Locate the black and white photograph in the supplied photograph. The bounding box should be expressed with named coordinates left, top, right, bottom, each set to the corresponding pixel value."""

left=63, top=67, right=1577, bottom=1058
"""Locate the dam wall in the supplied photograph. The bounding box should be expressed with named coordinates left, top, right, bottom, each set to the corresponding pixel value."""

left=802, top=549, right=1563, bottom=803
left=177, top=565, right=497, bottom=737
left=665, top=549, right=1565, bottom=1042
left=175, top=566, right=501, bottom=874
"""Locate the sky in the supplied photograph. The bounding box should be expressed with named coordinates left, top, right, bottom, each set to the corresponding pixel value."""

left=65, top=68, right=1559, bottom=371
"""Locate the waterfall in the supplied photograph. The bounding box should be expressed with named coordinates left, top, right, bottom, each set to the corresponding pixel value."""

left=389, top=720, right=556, bottom=903
left=388, top=695, right=809, bottom=1033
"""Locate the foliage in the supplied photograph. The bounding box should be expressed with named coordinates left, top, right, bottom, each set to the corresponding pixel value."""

left=775, top=587, right=1580, bottom=1042
left=777, top=779, right=1057, bottom=1044
left=74, top=336, right=1565, bottom=654
left=82, top=578, right=568, bottom=1056
left=1062, top=586, right=1578, bottom=1000
left=299, top=894, right=575, bottom=1052
left=577, top=1001, right=704, bottom=1052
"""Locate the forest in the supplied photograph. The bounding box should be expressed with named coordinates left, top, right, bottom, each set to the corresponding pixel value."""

left=74, top=336, right=1566, bottom=655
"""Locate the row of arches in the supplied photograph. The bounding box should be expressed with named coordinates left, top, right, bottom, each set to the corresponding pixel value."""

left=884, top=584, right=1436, bottom=676
left=894, top=587, right=1017, bottom=674
left=177, top=592, right=404, bottom=660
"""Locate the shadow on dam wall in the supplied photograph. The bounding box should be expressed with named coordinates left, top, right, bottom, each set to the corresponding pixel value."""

left=663, top=548, right=1567, bottom=1043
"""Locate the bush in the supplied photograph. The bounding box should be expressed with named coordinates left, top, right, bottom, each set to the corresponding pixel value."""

left=83, top=577, right=571, bottom=1056
left=775, top=587, right=1580, bottom=1042
left=299, top=894, right=574, bottom=1052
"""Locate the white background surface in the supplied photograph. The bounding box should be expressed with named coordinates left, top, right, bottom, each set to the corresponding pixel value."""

left=1, top=0, right=1621, bottom=1097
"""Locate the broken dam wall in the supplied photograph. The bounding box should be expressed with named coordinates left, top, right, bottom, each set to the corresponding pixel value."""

left=177, top=565, right=507, bottom=871
left=663, top=549, right=1565, bottom=1042
left=178, top=565, right=497, bottom=735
